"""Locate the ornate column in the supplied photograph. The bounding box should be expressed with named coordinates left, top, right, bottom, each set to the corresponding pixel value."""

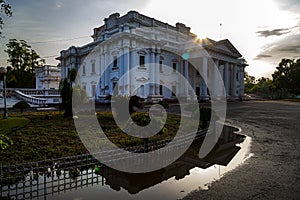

left=155, top=52, right=160, bottom=95
left=100, top=52, right=105, bottom=95
left=130, top=49, right=136, bottom=95
left=123, top=46, right=130, bottom=95
left=105, top=48, right=110, bottom=95
left=184, top=60, right=189, bottom=97
left=232, top=63, right=237, bottom=98
left=224, top=62, right=229, bottom=97
left=213, top=59, right=219, bottom=97
left=179, top=61, right=184, bottom=95
left=201, top=57, right=208, bottom=100
left=149, top=50, right=155, bottom=96
left=118, top=49, right=124, bottom=95
left=240, top=65, right=245, bottom=98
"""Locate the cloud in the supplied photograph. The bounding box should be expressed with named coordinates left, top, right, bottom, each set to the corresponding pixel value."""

left=272, top=0, right=300, bottom=14
left=256, top=28, right=291, bottom=37
left=0, top=0, right=150, bottom=66
left=254, top=54, right=273, bottom=60
left=255, top=33, right=300, bottom=63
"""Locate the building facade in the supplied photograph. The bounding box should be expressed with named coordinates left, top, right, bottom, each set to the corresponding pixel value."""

left=36, top=65, right=61, bottom=90
left=57, top=11, right=247, bottom=101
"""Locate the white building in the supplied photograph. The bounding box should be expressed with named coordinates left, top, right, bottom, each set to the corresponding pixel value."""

left=57, top=11, right=247, bottom=101
left=36, top=65, right=61, bottom=90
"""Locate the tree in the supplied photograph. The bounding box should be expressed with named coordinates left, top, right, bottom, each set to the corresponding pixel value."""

left=5, top=39, right=45, bottom=88
left=272, top=58, right=300, bottom=96
left=244, top=72, right=256, bottom=94
left=60, top=78, right=73, bottom=117
left=0, top=0, right=12, bottom=36
left=59, top=68, right=83, bottom=117
left=250, top=77, right=273, bottom=97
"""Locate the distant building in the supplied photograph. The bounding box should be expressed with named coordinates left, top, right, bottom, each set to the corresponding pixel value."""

left=57, top=11, right=247, bottom=101
left=36, top=65, right=61, bottom=90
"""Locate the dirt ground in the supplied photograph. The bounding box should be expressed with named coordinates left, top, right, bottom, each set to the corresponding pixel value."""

left=183, top=100, right=300, bottom=200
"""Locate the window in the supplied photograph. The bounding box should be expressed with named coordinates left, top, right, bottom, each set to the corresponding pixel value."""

left=196, top=87, right=200, bottom=96
left=236, top=72, right=239, bottom=81
left=173, top=63, right=177, bottom=72
left=140, top=85, right=145, bottom=96
left=159, top=61, right=163, bottom=72
left=113, top=82, right=118, bottom=96
left=91, top=63, right=95, bottom=74
left=159, top=85, right=163, bottom=95
left=196, top=69, right=200, bottom=76
left=139, top=55, right=145, bottom=67
left=172, top=85, right=176, bottom=96
left=92, top=85, right=96, bottom=97
left=82, top=65, right=86, bottom=75
left=113, top=56, right=118, bottom=68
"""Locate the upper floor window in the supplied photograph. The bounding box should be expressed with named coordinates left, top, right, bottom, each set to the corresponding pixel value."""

left=82, top=65, right=86, bottom=75
left=159, top=61, right=163, bottom=72
left=173, top=63, right=177, bottom=72
left=140, top=56, right=145, bottom=67
left=236, top=72, right=239, bottom=81
left=91, top=85, right=96, bottom=97
left=139, top=55, right=145, bottom=67
left=113, top=56, right=118, bottom=68
left=91, top=63, right=96, bottom=74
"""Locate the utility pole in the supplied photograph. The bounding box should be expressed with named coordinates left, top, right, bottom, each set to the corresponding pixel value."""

left=0, top=67, right=8, bottom=119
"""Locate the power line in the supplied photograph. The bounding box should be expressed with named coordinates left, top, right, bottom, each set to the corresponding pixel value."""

left=0, top=55, right=59, bottom=61
left=41, top=55, right=59, bottom=59
left=30, top=35, right=90, bottom=44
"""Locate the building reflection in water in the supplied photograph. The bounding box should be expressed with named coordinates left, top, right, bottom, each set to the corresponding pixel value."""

left=97, top=125, right=245, bottom=194
left=0, top=125, right=252, bottom=200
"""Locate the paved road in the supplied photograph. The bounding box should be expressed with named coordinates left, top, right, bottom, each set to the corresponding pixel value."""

left=183, top=100, right=300, bottom=200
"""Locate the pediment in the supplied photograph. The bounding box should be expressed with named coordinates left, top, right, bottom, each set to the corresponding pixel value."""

left=213, top=39, right=242, bottom=57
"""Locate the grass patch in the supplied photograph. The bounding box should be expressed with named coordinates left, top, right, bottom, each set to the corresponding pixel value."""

left=0, top=117, right=30, bottom=134
left=281, top=98, right=300, bottom=102
left=0, top=111, right=205, bottom=165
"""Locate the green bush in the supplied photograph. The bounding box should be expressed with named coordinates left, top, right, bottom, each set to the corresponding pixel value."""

left=0, top=134, right=13, bottom=150
left=13, top=101, right=30, bottom=113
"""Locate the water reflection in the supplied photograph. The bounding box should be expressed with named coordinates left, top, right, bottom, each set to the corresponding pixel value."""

left=0, top=125, right=252, bottom=200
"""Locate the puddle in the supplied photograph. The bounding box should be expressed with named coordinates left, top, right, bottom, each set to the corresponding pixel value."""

left=1, top=125, right=252, bottom=200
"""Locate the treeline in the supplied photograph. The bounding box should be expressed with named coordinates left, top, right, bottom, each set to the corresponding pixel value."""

left=245, top=58, right=300, bottom=98
left=1, top=39, right=45, bottom=88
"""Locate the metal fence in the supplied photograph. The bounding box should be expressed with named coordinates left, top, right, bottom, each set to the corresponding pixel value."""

left=0, top=129, right=208, bottom=200
left=0, top=154, right=107, bottom=200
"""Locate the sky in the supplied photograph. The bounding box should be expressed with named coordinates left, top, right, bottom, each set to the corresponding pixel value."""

left=0, top=0, right=299, bottom=78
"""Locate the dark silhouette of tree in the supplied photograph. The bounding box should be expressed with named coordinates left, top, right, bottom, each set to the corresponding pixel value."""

left=59, top=68, right=80, bottom=117
left=272, top=58, right=300, bottom=96
left=5, top=39, right=45, bottom=88
left=60, top=78, right=73, bottom=118
left=250, top=77, right=273, bottom=97
left=244, top=72, right=256, bottom=94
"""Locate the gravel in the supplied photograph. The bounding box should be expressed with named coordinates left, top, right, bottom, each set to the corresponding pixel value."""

left=182, top=100, right=300, bottom=200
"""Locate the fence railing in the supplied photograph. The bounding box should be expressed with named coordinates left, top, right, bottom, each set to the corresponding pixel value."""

left=0, top=154, right=106, bottom=200
left=0, top=128, right=209, bottom=199
left=13, top=90, right=47, bottom=105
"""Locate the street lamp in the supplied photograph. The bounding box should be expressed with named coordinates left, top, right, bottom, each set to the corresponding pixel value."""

left=0, top=67, right=7, bottom=119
